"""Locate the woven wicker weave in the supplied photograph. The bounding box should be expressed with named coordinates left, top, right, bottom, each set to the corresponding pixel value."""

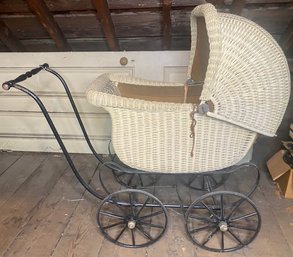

left=188, top=5, right=290, bottom=137
left=86, top=3, right=290, bottom=173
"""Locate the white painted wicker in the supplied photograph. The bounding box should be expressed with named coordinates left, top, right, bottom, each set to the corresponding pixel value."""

left=86, top=3, right=290, bottom=173
left=87, top=73, right=257, bottom=173
left=188, top=4, right=290, bottom=137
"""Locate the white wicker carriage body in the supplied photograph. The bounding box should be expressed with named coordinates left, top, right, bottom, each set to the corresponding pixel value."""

left=110, top=109, right=256, bottom=173
left=86, top=4, right=290, bottom=173
left=87, top=74, right=257, bottom=173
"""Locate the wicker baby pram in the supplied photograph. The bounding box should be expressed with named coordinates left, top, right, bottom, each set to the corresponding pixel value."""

left=86, top=3, right=290, bottom=173
left=2, top=2, right=291, bottom=253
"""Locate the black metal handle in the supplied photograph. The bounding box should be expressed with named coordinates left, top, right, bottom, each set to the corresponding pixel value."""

left=2, top=63, right=49, bottom=90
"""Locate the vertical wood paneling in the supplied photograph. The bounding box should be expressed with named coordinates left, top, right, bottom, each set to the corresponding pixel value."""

left=0, top=51, right=190, bottom=153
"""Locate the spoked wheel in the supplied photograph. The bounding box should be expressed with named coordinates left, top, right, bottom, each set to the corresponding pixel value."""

left=97, top=189, right=168, bottom=248
left=112, top=171, right=159, bottom=189
left=185, top=191, right=261, bottom=252
left=182, top=173, right=230, bottom=191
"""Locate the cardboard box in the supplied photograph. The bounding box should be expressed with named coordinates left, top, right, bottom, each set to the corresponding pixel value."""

left=266, top=150, right=293, bottom=199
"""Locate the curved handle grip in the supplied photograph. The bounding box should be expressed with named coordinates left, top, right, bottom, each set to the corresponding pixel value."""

left=2, top=63, right=49, bottom=90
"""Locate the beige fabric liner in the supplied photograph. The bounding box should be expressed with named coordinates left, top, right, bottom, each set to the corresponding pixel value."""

left=117, top=83, right=203, bottom=104
left=117, top=17, right=209, bottom=105
left=191, top=17, right=209, bottom=82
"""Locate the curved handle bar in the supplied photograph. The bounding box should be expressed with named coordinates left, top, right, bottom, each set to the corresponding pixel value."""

left=1, top=64, right=107, bottom=200
left=3, top=81, right=106, bottom=200
left=2, top=63, right=49, bottom=90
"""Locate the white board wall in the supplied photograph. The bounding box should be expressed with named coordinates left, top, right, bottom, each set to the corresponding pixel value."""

left=0, top=51, right=189, bottom=153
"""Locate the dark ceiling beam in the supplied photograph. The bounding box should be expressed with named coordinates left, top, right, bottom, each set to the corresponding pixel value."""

left=26, top=0, right=70, bottom=51
left=162, top=0, right=172, bottom=50
left=280, top=19, right=293, bottom=55
left=92, top=0, right=119, bottom=51
left=230, top=0, right=246, bottom=15
left=0, top=19, right=25, bottom=52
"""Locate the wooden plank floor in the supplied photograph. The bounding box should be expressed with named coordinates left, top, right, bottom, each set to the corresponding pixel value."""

left=0, top=149, right=292, bottom=257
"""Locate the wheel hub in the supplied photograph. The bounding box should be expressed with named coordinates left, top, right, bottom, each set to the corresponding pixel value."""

left=128, top=220, right=136, bottom=229
left=218, top=221, right=228, bottom=232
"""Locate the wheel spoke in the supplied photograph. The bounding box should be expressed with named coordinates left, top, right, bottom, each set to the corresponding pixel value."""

left=204, top=176, right=214, bottom=193
left=189, top=224, right=216, bottom=234
left=136, top=225, right=154, bottom=241
left=206, top=178, right=217, bottom=205
left=229, top=212, right=257, bottom=222
left=226, top=198, right=246, bottom=219
left=221, top=231, right=224, bottom=251
left=115, top=224, right=128, bottom=241
left=201, top=201, right=220, bottom=220
left=129, top=192, right=136, bottom=216
left=138, top=174, right=144, bottom=187
left=229, top=224, right=257, bottom=231
left=139, top=221, right=165, bottom=229
left=127, top=174, right=135, bottom=186
left=220, top=194, right=224, bottom=219
left=99, top=211, right=125, bottom=220
left=138, top=210, right=164, bottom=220
left=102, top=220, right=125, bottom=230
left=131, top=229, right=136, bottom=246
left=228, top=229, right=244, bottom=245
left=136, top=196, right=150, bottom=217
left=202, top=227, right=219, bottom=246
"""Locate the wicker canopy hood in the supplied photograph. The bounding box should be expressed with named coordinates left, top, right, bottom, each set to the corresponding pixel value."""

left=188, top=4, right=290, bottom=137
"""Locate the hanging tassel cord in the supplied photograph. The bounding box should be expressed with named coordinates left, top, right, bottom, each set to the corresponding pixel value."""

left=190, top=104, right=197, bottom=157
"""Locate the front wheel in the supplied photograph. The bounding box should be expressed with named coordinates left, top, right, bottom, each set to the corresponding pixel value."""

left=185, top=191, right=261, bottom=252
left=97, top=189, right=168, bottom=248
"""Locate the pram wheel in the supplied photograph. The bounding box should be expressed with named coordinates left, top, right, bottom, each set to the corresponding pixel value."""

left=185, top=191, right=261, bottom=252
left=112, top=171, right=158, bottom=188
left=182, top=173, right=230, bottom=191
left=97, top=189, right=168, bottom=248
